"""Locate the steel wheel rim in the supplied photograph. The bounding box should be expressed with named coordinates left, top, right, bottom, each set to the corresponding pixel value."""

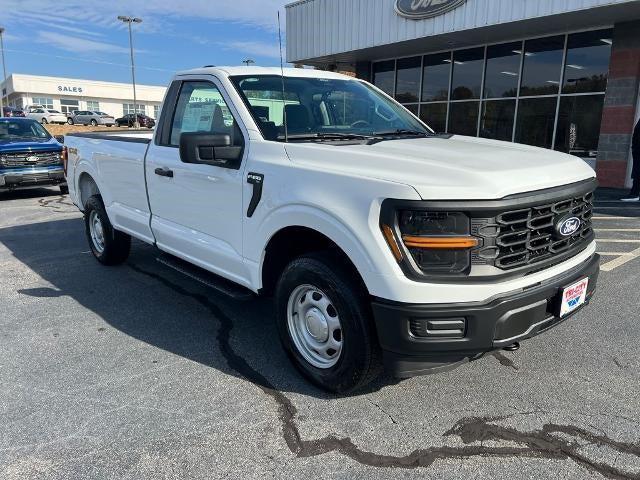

left=89, top=210, right=105, bottom=254
left=287, top=284, right=343, bottom=369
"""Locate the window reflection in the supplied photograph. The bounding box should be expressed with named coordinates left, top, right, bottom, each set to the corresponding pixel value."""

left=420, top=103, right=447, bottom=133
left=481, top=100, right=516, bottom=141
left=484, top=42, right=521, bottom=99
left=451, top=48, right=484, bottom=100
left=449, top=102, right=479, bottom=136
left=520, top=36, right=565, bottom=96
left=373, top=60, right=396, bottom=96
left=515, top=97, right=557, bottom=148
left=396, top=56, right=422, bottom=103
left=422, top=52, right=452, bottom=102
left=563, top=29, right=613, bottom=94
left=555, top=95, right=605, bottom=156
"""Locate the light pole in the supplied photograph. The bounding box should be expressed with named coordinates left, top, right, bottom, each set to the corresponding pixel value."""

left=242, top=59, right=255, bottom=67
left=117, top=16, right=142, bottom=128
left=0, top=27, right=6, bottom=115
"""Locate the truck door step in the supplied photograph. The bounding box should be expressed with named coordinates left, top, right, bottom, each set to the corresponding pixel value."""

left=155, top=254, right=255, bottom=301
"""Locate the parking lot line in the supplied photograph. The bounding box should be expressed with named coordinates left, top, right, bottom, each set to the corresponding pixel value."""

left=600, top=246, right=640, bottom=272
left=592, top=216, right=638, bottom=220
left=597, top=239, right=640, bottom=243
left=594, top=228, right=640, bottom=232
left=597, top=252, right=636, bottom=256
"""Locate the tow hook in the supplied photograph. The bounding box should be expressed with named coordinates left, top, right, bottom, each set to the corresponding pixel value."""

left=503, top=342, right=520, bottom=352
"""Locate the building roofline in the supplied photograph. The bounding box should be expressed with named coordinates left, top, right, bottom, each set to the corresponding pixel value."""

left=3, top=73, right=166, bottom=90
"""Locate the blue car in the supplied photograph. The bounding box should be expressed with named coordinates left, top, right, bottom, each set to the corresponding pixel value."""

left=0, top=118, right=67, bottom=194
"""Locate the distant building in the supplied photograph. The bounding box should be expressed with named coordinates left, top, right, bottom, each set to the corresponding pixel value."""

left=1, top=74, right=166, bottom=119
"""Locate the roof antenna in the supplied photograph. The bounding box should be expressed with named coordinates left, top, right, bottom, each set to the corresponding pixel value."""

left=277, top=10, right=288, bottom=143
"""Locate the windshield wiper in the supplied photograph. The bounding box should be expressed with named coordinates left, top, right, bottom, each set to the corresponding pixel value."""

left=284, top=132, right=378, bottom=141
left=372, top=129, right=431, bottom=137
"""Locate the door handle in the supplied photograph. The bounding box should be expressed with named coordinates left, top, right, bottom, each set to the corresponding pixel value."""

left=154, top=167, right=174, bottom=178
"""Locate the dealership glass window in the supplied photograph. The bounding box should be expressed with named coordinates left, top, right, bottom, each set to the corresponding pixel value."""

left=448, top=101, right=479, bottom=136
left=372, top=60, right=396, bottom=96
left=480, top=100, right=516, bottom=141
left=515, top=97, right=557, bottom=148
left=484, top=42, right=521, bottom=99
left=402, top=103, right=419, bottom=116
left=420, top=103, right=447, bottom=133
left=153, top=105, right=160, bottom=119
left=32, top=97, right=53, bottom=109
left=60, top=99, right=79, bottom=115
left=520, top=35, right=565, bottom=96
left=421, top=52, right=451, bottom=102
left=123, top=103, right=146, bottom=115
left=395, top=56, right=421, bottom=103
left=86, top=100, right=100, bottom=112
left=562, top=29, right=613, bottom=94
left=554, top=95, right=605, bottom=156
left=450, top=48, right=484, bottom=100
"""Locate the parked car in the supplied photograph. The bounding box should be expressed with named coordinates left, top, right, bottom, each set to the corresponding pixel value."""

left=67, top=111, right=115, bottom=127
left=2, top=106, right=26, bottom=117
left=65, top=67, right=599, bottom=393
left=26, top=108, right=68, bottom=125
left=115, top=113, right=155, bottom=128
left=0, top=117, right=67, bottom=193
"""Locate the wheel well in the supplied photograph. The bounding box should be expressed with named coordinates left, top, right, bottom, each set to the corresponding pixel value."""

left=261, top=226, right=368, bottom=296
left=78, top=173, right=100, bottom=209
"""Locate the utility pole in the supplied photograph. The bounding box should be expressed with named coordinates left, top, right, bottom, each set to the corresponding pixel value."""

left=0, top=27, right=6, bottom=115
left=117, top=16, right=142, bottom=128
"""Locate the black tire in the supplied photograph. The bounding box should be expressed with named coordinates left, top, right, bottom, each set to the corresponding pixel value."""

left=275, top=252, right=382, bottom=393
left=41, top=118, right=48, bottom=124
left=59, top=185, right=69, bottom=195
left=67, top=118, right=74, bottom=125
left=90, top=119, right=98, bottom=126
left=84, top=195, right=131, bottom=266
left=115, top=122, right=121, bottom=127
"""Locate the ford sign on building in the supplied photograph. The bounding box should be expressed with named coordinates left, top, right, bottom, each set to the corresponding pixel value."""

left=285, top=0, right=640, bottom=189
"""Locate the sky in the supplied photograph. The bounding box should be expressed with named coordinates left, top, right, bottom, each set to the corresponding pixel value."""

left=0, top=0, right=290, bottom=86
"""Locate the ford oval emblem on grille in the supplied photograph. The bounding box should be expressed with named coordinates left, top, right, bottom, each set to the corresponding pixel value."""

left=26, top=155, right=39, bottom=162
left=557, top=216, right=581, bottom=237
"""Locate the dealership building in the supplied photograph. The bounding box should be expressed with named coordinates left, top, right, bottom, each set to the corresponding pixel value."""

left=1, top=74, right=166, bottom=120
left=286, top=0, right=640, bottom=188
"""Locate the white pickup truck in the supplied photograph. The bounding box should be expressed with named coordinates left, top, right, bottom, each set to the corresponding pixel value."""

left=65, top=67, right=600, bottom=392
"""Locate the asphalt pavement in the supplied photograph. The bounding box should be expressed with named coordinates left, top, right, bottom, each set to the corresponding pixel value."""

left=1, top=187, right=639, bottom=480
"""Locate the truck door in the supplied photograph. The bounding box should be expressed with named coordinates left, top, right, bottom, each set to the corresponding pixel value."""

left=145, top=78, right=251, bottom=287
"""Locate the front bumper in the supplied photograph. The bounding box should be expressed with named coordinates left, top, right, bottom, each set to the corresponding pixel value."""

left=0, top=167, right=66, bottom=189
left=372, top=253, right=600, bottom=378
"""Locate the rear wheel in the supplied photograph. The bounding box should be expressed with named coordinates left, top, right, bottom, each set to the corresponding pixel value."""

left=275, top=252, right=382, bottom=393
left=84, top=195, right=131, bottom=265
left=41, top=118, right=48, bottom=124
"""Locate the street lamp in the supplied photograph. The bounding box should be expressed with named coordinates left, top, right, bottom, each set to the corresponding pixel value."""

left=117, top=16, right=142, bottom=128
left=0, top=27, right=7, bottom=115
left=242, top=59, right=255, bottom=67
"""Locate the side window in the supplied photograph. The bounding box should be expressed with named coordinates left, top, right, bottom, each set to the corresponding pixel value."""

left=169, top=81, right=243, bottom=149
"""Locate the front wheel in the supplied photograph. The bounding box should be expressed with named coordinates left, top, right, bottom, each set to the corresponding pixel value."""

left=67, top=118, right=74, bottom=125
left=84, top=195, right=131, bottom=265
left=41, top=118, right=48, bottom=124
left=90, top=119, right=98, bottom=126
left=275, top=252, right=382, bottom=393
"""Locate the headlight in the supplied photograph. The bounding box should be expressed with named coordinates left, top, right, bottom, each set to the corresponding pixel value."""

left=382, top=211, right=479, bottom=276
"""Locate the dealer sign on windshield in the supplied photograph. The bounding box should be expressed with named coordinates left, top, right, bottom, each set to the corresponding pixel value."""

left=395, top=0, right=468, bottom=19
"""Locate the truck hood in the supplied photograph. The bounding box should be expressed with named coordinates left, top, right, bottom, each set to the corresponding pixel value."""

left=283, top=135, right=596, bottom=200
left=0, top=137, right=62, bottom=154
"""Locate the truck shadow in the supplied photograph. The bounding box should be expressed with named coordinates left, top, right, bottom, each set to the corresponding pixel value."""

left=0, top=216, right=390, bottom=399
left=0, top=186, right=62, bottom=201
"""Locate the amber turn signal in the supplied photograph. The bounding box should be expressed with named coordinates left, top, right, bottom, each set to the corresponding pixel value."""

left=381, top=224, right=403, bottom=262
left=402, top=236, right=479, bottom=249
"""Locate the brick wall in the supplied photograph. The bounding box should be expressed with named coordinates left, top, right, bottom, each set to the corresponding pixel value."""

left=597, top=21, right=640, bottom=188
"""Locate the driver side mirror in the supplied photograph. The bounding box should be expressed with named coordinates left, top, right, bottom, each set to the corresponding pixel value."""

left=179, top=132, right=242, bottom=169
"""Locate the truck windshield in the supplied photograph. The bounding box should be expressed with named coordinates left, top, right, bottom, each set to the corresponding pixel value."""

left=0, top=120, right=52, bottom=141
left=230, top=75, right=433, bottom=142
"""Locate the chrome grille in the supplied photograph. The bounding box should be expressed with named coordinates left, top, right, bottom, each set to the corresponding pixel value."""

left=0, top=151, right=62, bottom=168
left=489, top=192, right=594, bottom=270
